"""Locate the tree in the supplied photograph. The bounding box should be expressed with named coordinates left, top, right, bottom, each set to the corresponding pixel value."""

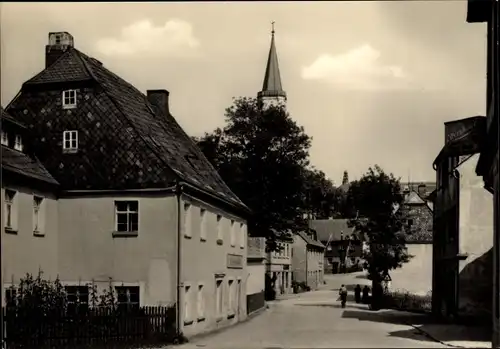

left=347, top=165, right=411, bottom=285
left=302, top=168, right=338, bottom=219
left=194, top=97, right=312, bottom=251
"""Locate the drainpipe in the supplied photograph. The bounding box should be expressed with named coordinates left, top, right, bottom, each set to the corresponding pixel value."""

left=175, top=181, right=184, bottom=336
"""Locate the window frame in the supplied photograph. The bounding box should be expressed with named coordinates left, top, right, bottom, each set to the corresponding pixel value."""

left=1, top=131, right=8, bottom=146
left=183, top=203, right=192, bottom=238
left=215, top=277, right=224, bottom=320
left=196, top=283, right=205, bottom=321
left=114, top=201, right=139, bottom=235
left=216, top=215, right=223, bottom=245
left=115, top=285, right=140, bottom=312
left=227, top=278, right=235, bottom=318
left=4, top=189, right=17, bottom=232
left=199, top=208, right=207, bottom=242
left=63, top=130, right=79, bottom=153
left=62, top=89, right=77, bottom=109
left=65, top=285, right=89, bottom=315
left=239, top=223, right=246, bottom=249
left=230, top=220, right=236, bottom=247
left=183, top=283, right=193, bottom=325
left=13, top=135, right=23, bottom=152
left=33, top=196, right=44, bottom=234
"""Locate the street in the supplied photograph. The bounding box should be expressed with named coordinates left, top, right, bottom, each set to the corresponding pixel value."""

left=173, top=274, right=448, bottom=349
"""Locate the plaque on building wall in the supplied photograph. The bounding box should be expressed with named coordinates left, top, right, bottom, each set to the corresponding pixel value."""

left=227, top=254, right=244, bottom=269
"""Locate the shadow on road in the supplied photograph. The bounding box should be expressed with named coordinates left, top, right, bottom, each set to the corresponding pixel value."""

left=295, top=302, right=368, bottom=310
left=355, top=274, right=369, bottom=279
left=342, top=309, right=491, bottom=345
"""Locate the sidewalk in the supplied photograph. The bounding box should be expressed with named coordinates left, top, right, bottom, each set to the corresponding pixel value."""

left=411, top=323, right=491, bottom=348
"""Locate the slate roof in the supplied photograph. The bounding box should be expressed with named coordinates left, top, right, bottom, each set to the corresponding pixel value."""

left=297, top=231, right=325, bottom=249
left=1, top=107, right=26, bottom=129
left=1, top=109, right=58, bottom=185
left=258, top=30, right=286, bottom=99
left=309, top=219, right=354, bottom=242
left=15, top=46, right=246, bottom=211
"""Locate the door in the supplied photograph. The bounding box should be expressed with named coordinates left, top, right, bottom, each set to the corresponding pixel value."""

left=237, top=280, right=242, bottom=319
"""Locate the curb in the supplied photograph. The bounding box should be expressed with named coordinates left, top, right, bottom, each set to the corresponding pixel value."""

left=407, top=324, right=466, bottom=348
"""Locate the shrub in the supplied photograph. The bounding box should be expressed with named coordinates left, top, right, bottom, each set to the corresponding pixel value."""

left=383, top=289, right=432, bottom=313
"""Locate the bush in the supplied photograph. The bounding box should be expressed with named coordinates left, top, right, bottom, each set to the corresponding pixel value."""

left=383, top=289, right=432, bottom=313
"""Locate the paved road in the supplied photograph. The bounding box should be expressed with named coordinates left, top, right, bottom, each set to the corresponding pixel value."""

left=173, top=274, right=447, bottom=349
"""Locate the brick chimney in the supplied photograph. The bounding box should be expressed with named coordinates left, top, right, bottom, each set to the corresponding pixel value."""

left=45, top=32, right=74, bottom=68
left=147, top=90, right=170, bottom=117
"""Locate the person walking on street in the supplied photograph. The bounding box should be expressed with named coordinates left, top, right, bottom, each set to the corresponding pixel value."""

left=339, top=284, right=348, bottom=308
left=354, top=284, right=361, bottom=303
left=362, top=285, right=370, bottom=304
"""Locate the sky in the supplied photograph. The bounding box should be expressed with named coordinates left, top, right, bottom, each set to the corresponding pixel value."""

left=0, top=2, right=488, bottom=185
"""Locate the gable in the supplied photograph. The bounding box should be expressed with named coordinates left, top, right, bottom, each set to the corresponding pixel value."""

left=405, top=191, right=426, bottom=205
left=6, top=47, right=246, bottom=212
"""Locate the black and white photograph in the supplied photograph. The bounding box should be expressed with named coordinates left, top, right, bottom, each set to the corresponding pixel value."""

left=0, top=1, right=499, bottom=348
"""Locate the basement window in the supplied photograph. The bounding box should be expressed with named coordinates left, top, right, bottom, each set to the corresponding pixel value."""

left=62, top=90, right=77, bottom=109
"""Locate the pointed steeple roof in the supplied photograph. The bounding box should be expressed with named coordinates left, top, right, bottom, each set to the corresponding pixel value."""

left=258, top=23, right=287, bottom=100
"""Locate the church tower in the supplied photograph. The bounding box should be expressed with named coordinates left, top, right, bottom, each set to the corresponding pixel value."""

left=257, top=23, right=287, bottom=109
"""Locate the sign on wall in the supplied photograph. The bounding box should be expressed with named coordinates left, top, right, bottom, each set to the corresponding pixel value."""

left=227, top=254, right=244, bottom=269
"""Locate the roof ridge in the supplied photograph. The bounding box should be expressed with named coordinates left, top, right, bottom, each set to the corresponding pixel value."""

left=25, top=49, right=73, bottom=84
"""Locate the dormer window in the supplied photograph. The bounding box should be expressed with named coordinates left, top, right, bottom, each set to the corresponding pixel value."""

left=62, top=90, right=77, bottom=109
left=14, top=135, right=23, bottom=152
left=1, top=131, right=7, bottom=146
left=63, top=130, right=78, bottom=153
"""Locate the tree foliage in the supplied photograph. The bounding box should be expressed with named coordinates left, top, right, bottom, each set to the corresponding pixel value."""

left=347, top=165, right=411, bottom=282
left=194, top=97, right=316, bottom=250
left=302, top=167, right=338, bottom=219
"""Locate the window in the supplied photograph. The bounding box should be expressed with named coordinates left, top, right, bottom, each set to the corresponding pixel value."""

left=230, top=220, right=236, bottom=246
left=1, top=131, right=8, bottom=146
left=184, top=285, right=192, bottom=324
left=33, top=196, right=44, bottom=233
left=227, top=279, right=234, bottom=315
left=216, top=279, right=223, bottom=318
left=197, top=284, right=205, bottom=320
left=183, top=203, right=192, bottom=238
left=63, top=130, right=78, bottom=152
left=65, top=286, right=89, bottom=314
left=216, top=215, right=223, bottom=243
left=14, top=135, right=23, bottom=151
left=62, top=90, right=77, bottom=109
left=4, top=190, right=16, bottom=230
left=239, top=223, right=246, bottom=249
left=55, top=35, right=61, bottom=44
left=115, top=286, right=139, bottom=312
left=199, top=208, right=207, bottom=241
left=115, top=201, right=139, bottom=232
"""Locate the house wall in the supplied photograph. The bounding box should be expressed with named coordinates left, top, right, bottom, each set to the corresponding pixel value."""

left=246, top=262, right=265, bottom=314
left=180, top=195, right=248, bottom=337
left=57, top=193, right=177, bottom=307
left=306, top=249, right=324, bottom=290
left=1, top=185, right=59, bottom=300
left=292, top=236, right=307, bottom=284
left=493, top=150, right=499, bottom=344
left=390, top=243, right=433, bottom=295
left=457, top=154, right=494, bottom=317
left=267, top=240, right=292, bottom=295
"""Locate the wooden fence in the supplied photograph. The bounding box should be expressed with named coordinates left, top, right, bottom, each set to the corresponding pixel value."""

left=2, top=305, right=177, bottom=348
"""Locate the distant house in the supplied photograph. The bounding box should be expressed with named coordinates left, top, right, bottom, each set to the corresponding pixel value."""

left=309, top=219, right=363, bottom=274
left=1, top=108, right=60, bottom=296
left=291, top=231, right=325, bottom=290
left=3, top=31, right=251, bottom=338
left=432, top=116, right=493, bottom=319
left=265, top=232, right=293, bottom=298
left=389, top=185, right=434, bottom=295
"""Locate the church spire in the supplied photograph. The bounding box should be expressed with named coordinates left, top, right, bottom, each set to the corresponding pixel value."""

left=257, top=22, right=287, bottom=107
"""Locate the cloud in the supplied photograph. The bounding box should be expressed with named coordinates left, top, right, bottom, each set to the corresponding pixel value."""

left=301, top=44, right=412, bottom=91
left=95, top=19, right=200, bottom=57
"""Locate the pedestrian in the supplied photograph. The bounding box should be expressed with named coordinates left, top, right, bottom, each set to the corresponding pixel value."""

left=362, top=285, right=370, bottom=304
left=354, top=284, right=361, bottom=303
left=338, top=284, right=348, bottom=308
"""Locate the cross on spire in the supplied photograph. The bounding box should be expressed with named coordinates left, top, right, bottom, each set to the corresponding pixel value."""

left=271, top=21, right=275, bottom=35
